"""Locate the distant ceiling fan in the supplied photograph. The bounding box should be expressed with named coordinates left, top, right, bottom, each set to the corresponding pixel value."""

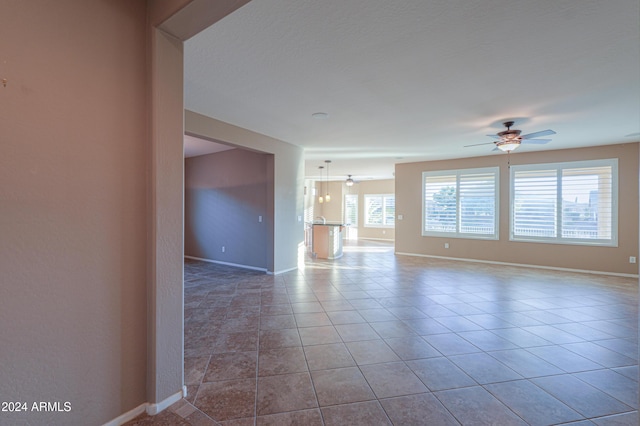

left=466, top=121, right=556, bottom=152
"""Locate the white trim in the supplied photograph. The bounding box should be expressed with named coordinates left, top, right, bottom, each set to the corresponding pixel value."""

left=364, top=194, right=395, bottom=227
left=394, top=251, right=638, bottom=278
left=269, top=265, right=299, bottom=275
left=344, top=193, right=358, bottom=227
left=509, top=158, right=618, bottom=247
left=147, top=389, right=184, bottom=415
left=102, top=403, right=147, bottom=426
left=101, top=364, right=192, bottom=426
left=358, top=237, right=395, bottom=242
left=184, top=255, right=268, bottom=272
left=422, top=166, right=499, bottom=240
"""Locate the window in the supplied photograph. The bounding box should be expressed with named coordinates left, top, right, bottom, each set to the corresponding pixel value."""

left=510, top=159, right=617, bottom=246
left=422, top=167, right=499, bottom=239
left=344, top=194, right=358, bottom=226
left=364, top=194, right=395, bottom=227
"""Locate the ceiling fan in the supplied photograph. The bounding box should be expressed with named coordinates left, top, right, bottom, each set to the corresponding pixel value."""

left=466, top=121, right=556, bottom=152
left=345, top=175, right=360, bottom=186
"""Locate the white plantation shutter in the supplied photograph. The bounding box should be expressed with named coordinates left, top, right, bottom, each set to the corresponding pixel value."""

left=561, top=166, right=613, bottom=240
left=364, top=195, right=395, bottom=227
left=423, top=168, right=499, bottom=239
left=365, top=196, right=383, bottom=225
left=459, top=171, right=497, bottom=235
left=424, top=174, right=457, bottom=233
left=510, top=159, right=617, bottom=245
left=384, top=196, right=395, bottom=225
left=344, top=194, right=358, bottom=226
left=512, top=169, right=557, bottom=238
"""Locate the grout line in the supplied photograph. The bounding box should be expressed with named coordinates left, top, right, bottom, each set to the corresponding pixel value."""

left=181, top=246, right=637, bottom=426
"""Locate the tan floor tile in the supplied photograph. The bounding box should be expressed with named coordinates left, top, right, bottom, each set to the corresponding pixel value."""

left=256, top=372, right=318, bottom=416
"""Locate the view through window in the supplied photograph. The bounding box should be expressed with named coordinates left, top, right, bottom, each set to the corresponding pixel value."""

left=365, top=194, right=395, bottom=227
left=422, top=167, right=499, bottom=239
left=510, top=159, right=617, bottom=245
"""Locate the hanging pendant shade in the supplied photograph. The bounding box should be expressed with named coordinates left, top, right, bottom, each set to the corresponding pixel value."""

left=324, top=160, right=331, bottom=202
left=318, top=166, right=324, bottom=203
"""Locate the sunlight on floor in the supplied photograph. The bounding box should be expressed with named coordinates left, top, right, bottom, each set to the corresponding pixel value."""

left=342, top=245, right=394, bottom=253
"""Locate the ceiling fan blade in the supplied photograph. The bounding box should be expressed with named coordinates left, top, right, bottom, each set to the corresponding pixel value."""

left=465, top=142, right=496, bottom=147
left=521, top=129, right=556, bottom=139
left=486, top=134, right=500, bottom=139
left=522, top=139, right=551, bottom=144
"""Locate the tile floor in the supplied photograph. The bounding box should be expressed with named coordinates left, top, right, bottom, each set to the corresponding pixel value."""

left=127, top=240, right=638, bottom=425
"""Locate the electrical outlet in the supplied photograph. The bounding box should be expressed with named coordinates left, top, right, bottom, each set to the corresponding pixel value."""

left=221, top=246, right=225, bottom=253
left=444, top=243, right=449, bottom=249
left=258, top=215, right=263, bottom=222
left=630, top=256, right=636, bottom=264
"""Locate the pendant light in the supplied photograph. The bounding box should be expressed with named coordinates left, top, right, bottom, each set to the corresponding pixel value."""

left=345, top=175, right=354, bottom=186
left=318, top=166, right=324, bottom=204
left=324, top=160, right=331, bottom=202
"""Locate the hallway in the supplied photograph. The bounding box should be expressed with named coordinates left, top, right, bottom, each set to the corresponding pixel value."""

left=129, top=240, right=638, bottom=425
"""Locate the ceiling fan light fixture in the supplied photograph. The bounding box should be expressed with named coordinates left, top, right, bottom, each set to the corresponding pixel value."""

left=497, top=140, right=521, bottom=152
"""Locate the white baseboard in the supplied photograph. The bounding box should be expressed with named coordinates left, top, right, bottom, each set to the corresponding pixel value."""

left=147, top=389, right=183, bottom=415
left=357, top=237, right=395, bottom=242
left=395, top=251, right=639, bottom=278
left=103, top=389, right=185, bottom=426
left=185, top=255, right=268, bottom=273
left=270, top=265, right=299, bottom=275
left=102, top=403, right=147, bottom=426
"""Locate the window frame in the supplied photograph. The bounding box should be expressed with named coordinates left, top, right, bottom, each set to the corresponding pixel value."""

left=344, top=193, right=358, bottom=227
left=509, top=159, right=618, bottom=247
left=364, top=194, right=395, bottom=228
left=422, top=167, right=500, bottom=240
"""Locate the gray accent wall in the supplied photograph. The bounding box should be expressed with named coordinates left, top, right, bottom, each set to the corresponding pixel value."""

left=185, top=149, right=271, bottom=269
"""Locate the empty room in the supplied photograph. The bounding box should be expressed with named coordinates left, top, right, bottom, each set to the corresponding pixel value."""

left=2, top=1, right=638, bottom=426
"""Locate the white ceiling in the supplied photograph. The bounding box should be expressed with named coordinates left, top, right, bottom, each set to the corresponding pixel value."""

left=184, top=0, right=639, bottom=180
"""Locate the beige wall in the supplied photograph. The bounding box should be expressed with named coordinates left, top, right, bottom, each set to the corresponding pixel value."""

left=1, top=1, right=254, bottom=424
left=395, top=143, right=639, bottom=275
left=185, top=110, right=305, bottom=273
left=355, top=179, right=396, bottom=241
left=148, top=25, right=185, bottom=409
left=1, top=2, right=148, bottom=425
left=308, top=179, right=396, bottom=240
left=313, top=180, right=344, bottom=222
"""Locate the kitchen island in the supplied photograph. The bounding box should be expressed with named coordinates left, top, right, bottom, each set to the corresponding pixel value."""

left=311, top=223, right=345, bottom=259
